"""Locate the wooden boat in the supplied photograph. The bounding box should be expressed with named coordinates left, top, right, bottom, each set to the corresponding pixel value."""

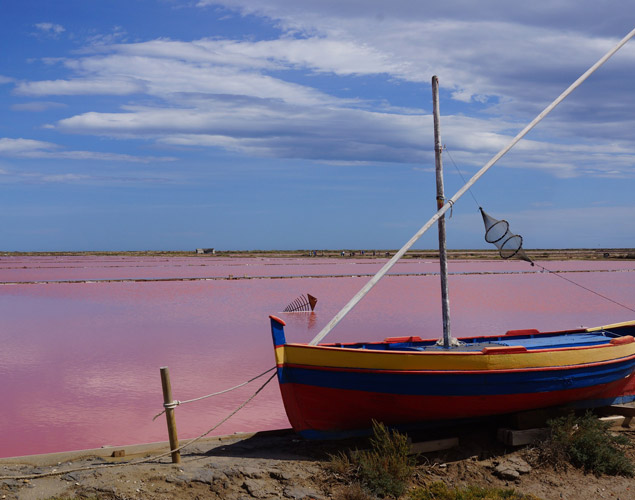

left=270, top=316, right=635, bottom=438
left=269, top=30, right=635, bottom=438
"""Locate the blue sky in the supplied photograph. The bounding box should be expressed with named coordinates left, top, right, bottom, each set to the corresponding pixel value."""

left=1, top=0, right=634, bottom=251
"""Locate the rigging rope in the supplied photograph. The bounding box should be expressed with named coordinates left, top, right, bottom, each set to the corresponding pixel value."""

left=444, top=146, right=481, bottom=209
left=443, top=145, right=631, bottom=313
left=152, top=366, right=276, bottom=420
left=535, top=263, right=635, bottom=314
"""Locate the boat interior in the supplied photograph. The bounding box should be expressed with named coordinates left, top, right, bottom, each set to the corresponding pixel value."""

left=321, top=326, right=635, bottom=352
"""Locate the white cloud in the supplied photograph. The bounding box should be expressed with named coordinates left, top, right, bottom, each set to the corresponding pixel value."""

left=110, top=36, right=411, bottom=80
left=0, top=138, right=56, bottom=155
left=52, top=99, right=635, bottom=179
left=194, top=1, right=635, bottom=108
left=38, top=173, right=91, bottom=182
left=11, top=101, right=67, bottom=112
left=8, top=1, right=635, bottom=177
left=0, top=168, right=175, bottom=186
left=34, top=22, right=66, bottom=36
left=85, top=26, right=128, bottom=46
left=0, top=137, right=175, bottom=163
left=15, top=78, right=147, bottom=96
left=56, top=101, right=425, bottom=161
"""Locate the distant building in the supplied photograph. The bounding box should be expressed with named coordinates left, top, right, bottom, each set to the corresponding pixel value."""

left=196, top=248, right=215, bottom=254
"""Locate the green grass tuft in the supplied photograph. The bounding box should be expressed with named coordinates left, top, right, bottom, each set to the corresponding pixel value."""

left=328, top=420, right=415, bottom=499
left=538, top=412, right=633, bottom=477
left=355, top=420, right=414, bottom=498
left=408, top=481, right=542, bottom=500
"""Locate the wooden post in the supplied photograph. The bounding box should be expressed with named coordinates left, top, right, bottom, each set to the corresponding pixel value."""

left=160, top=366, right=181, bottom=464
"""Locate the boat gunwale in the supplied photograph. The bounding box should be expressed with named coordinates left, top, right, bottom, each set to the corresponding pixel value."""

left=277, top=352, right=635, bottom=376
left=280, top=335, right=634, bottom=357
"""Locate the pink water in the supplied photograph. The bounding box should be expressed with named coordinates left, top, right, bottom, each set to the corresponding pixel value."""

left=1, top=256, right=633, bottom=457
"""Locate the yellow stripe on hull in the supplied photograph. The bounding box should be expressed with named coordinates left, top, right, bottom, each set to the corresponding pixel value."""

left=275, top=341, right=635, bottom=371
left=586, top=320, right=635, bottom=332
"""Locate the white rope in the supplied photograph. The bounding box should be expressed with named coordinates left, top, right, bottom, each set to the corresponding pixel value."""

left=309, top=26, right=635, bottom=346
left=152, top=366, right=276, bottom=421
left=535, top=263, right=635, bottom=313
left=157, top=372, right=277, bottom=458
left=0, top=372, right=278, bottom=481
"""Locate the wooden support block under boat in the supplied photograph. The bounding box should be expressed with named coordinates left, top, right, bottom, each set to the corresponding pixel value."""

left=511, top=408, right=571, bottom=430
left=408, top=437, right=459, bottom=454
left=597, top=404, right=635, bottom=428
left=599, top=416, right=632, bottom=429
left=598, top=404, right=635, bottom=417
left=497, top=427, right=550, bottom=447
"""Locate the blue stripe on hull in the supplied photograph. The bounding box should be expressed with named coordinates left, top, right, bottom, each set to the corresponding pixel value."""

left=277, top=357, right=635, bottom=397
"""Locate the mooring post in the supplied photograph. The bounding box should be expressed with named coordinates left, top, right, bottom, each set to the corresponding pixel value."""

left=160, top=366, right=181, bottom=464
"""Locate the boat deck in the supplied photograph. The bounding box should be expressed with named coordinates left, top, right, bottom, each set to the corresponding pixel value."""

left=336, top=329, right=622, bottom=352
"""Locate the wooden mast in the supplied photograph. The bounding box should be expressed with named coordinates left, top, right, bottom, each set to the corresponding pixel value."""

left=307, top=28, right=635, bottom=347
left=432, top=75, right=452, bottom=348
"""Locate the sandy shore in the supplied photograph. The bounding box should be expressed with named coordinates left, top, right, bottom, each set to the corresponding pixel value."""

left=2, top=421, right=634, bottom=500
left=0, top=429, right=331, bottom=500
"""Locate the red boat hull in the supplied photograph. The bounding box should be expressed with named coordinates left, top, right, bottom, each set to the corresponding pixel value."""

left=270, top=317, right=635, bottom=438
left=280, top=377, right=634, bottom=436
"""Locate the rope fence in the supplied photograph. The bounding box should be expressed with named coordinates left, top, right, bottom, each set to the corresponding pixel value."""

left=152, top=366, right=276, bottom=420
left=0, top=368, right=278, bottom=481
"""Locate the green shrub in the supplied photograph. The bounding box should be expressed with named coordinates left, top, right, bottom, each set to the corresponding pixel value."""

left=408, top=481, right=542, bottom=500
left=328, top=420, right=414, bottom=499
left=355, top=420, right=415, bottom=498
left=540, top=412, right=633, bottom=477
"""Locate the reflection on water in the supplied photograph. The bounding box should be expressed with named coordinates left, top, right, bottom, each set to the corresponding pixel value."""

left=0, top=256, right=633, bottom=457
left=282, top=312, right=319, bottom=332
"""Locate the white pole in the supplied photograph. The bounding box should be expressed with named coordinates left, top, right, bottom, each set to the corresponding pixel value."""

left=308, top=26, right=635, bottom=346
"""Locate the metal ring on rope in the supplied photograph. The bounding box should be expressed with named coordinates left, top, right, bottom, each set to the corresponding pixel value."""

left=484, top=220, right=509, bottom=244
left=499, top=235, right=523, bottom=259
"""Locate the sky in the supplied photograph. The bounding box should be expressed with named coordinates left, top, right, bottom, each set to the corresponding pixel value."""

left=1, top=0, right=634, bottom=251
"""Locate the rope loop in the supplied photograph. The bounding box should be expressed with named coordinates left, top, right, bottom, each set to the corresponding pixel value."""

left=447, top=199, right=455, bottom=218
left=152, top=366, right=276, bottom=421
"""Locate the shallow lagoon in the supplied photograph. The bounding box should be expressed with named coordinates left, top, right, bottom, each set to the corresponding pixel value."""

left=1, top=256, right=633, bottom=457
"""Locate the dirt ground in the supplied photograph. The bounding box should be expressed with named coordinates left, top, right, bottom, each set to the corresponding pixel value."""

left=1, top=419, right=634, bottom=500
